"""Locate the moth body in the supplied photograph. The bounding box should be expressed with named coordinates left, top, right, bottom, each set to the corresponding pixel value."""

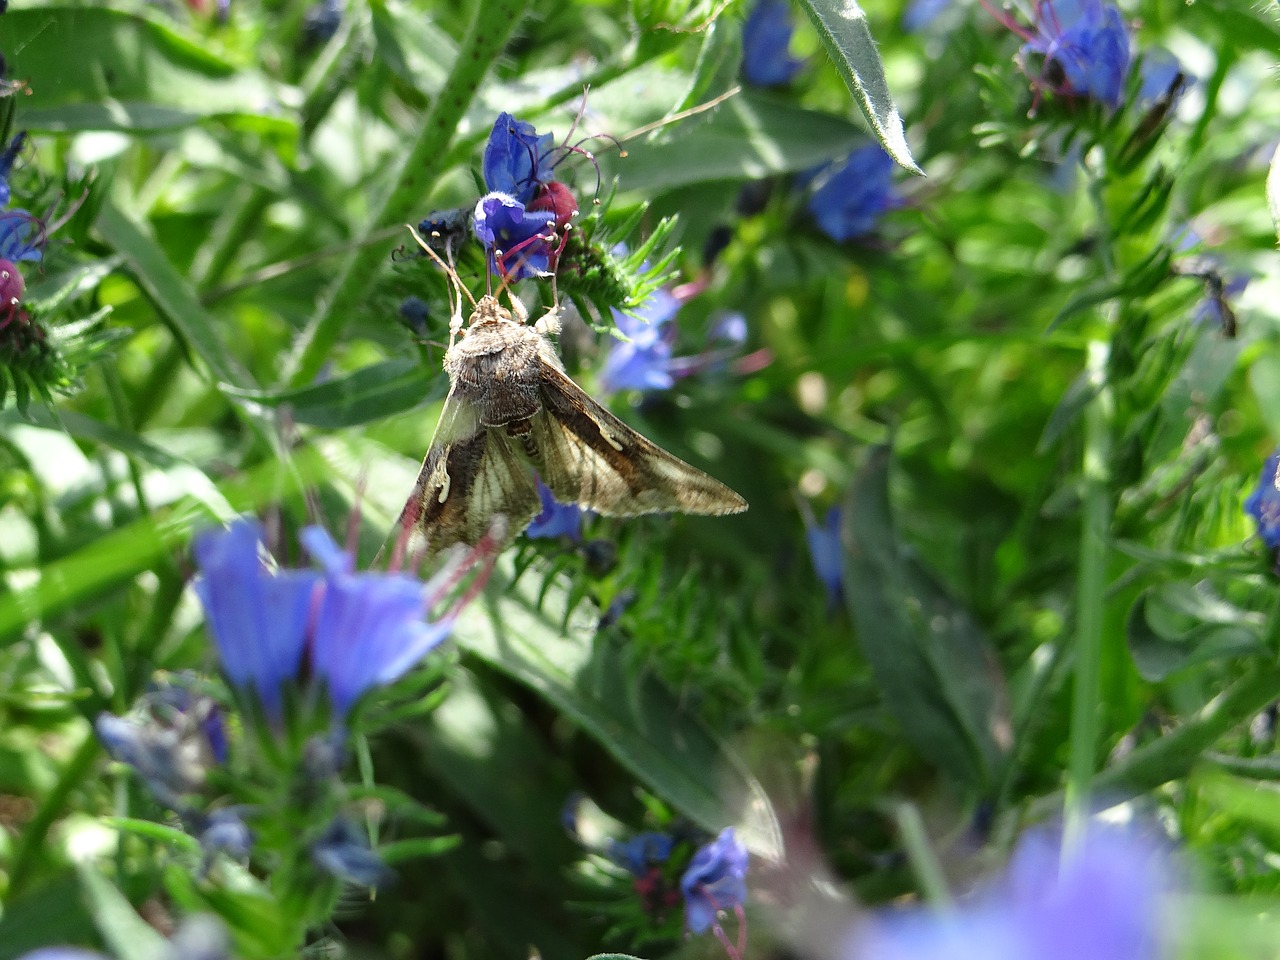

left=401, top=293, right=747, bottom=557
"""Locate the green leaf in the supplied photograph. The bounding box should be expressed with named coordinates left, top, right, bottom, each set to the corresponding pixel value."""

left=95, top=201, right=250, bottom=388
left=841, top=448, right=1008, bottom=789
left=1269, top=141, right=1280, bottom=245
left=224, top=358, right=442, bottom=428
left=794, top=0, right=921, bottom=173
left=76, top=863, right=170, bottom=960
left=455, top=559, right=782, bottom=857
left=103, top=817, right=203, bottom=854
left=616, top=92, right=865, bottom=193
left=1125, top=585, right=1264, bottom=682
left=0, top=6, right=293, bottom=132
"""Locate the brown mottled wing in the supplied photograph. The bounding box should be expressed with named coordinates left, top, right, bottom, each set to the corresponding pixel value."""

left=399, top=386, right=541, bottom=556
left=531, top=359, right=747, bottom=516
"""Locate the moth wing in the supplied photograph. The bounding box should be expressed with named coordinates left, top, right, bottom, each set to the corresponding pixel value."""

left=399, top=387, right=540, bottom=556
left=531, top=360, right=747, bottom=517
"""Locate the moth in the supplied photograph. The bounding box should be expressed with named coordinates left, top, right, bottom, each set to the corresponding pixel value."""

left=398, top=231, right=747, bottom=557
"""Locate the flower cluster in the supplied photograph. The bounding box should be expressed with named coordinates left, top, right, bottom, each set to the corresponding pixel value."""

left=473, top=113, right=580, bottom=281
left=804, top=504, right=844, bottom=608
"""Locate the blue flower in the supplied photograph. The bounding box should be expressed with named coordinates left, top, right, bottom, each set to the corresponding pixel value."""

left=608, top=831, right=675, bottom=876
left=483, top=112, right=556, bottom=205
left=1022, top=0, right=1130, bottom=109
left=805, top=506, right=843, bottom=606
left=95, top=713, right=206, bottom=808
left=311, top=816, right=393, bottom=888
left=15, top=951, right=109, bottom=960
left=1245, top=450, right=1280, bottom=551
left=902, top=0, right=951, bottom=31
left=741, top=0, right=804, bottom=88
left=198, top=807, right=254, bottom=875
left=805, top=144, right=900, bottom=242
left=1137, top=47, right=1184, bottom=102
left=301, top=0, right=342, bottom=46
left=852, top=826, right=1170, bottom=960
left=526, top=478, right=584, bottom=541
left=681, top=827, right=749, bottom=934
left=472, top=192, right=556, bottom=281
left=0, top=132, right=25, bottom=208
left=300, top=526, right=455, bottom=720
left=0, top=209, right=44, bottom=263
left=398, top=295, right=430, bottom=336
left=600, top=287, right=681, bottom=393
left=193, top=520, right=320, bottom=719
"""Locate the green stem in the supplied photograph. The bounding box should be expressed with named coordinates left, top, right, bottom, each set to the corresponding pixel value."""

left=285, top=0, right=531, bottom=386
left=1064, top=337, right=1113, bottom=847
left=895, top=802, right=953, bottom=908
left=1032, top=662, right=1280, bottom=821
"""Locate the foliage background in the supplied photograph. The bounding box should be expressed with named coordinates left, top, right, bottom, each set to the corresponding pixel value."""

left=2, top=0, right=1280, bottom=957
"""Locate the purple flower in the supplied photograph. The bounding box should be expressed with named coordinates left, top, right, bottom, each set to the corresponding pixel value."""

left=805, top=506, right=843, bottom=606
left=1245, top=450, right=1280, bottom=551
left=193, top=520, right=319, bottom=718
left=483, top=112, right=556, bottom=205
left=472, top=192, right=556, bottom=281
left=805, top=144, right=900, bottom=242
left=300, top=525, right=455, bottom=720
left=526, top=478, right=583, bottom=541
left=16, top=952, right=109, bottom=960
left=1021, top=0, right=1131, bottom=109
left=608, top=831, right=675, bottom=876
left=95, top=713, right=208, bottom=808
left=741, top=0, right=804, bottom=88
left=198, top=807, right=254, bottom=875
left=852, top=826, right=1171, bottom=960
left=681, top=827, right=749, bottom=934
left=600, top=287, right=681, bottom=393
left=311, top=816, right=393, bottom=888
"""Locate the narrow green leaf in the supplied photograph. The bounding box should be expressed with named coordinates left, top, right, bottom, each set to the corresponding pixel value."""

left=794, top=0, right=921, bottom=173
left=1125, top=585, right=1264, bottom=682
left=103, top=817, right=202, bottom=854
left=841, top=448, right=1008, bottom=789
left=95, top=201, right=250, bottom=388
left=76, top=863, right=170, bottom=960
left=455, top=560, right=782, bottom=858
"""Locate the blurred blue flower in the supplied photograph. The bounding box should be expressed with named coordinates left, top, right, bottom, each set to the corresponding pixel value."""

left=1245, top=450, right=1280, bottom=551
left=1022, top=0, right=1130, bottom=109
left=16, top=951, right=109, bottom=960
left=805, top=506, right=843, bottom=606
left=193, top=520, right=320, bottom=719
left=300, top=525, right=455, bottom=720
left=472, top=192, right=556, bottom=280
left=95, top=713, right=206, bottom=808
left=301, top=0, right=342, bottom=46
left=600, top=287, right=681, bottom=393
left=526, top=478, right=584, bottom=541
left=0, top=131, right=25, bottom=207
left=805, top=144, right=900, bottom=242
left=1137, top=47, right=1184, bottom=102
left=312, top=816, right=393, bottom=888
left=741, top=0, right=804, bottom=87
left=398, top=295, right=430, bottom=336
left=681, top=827, right=749, bottom=934
left=903, top=0, right=951, bottom=31
left=0, top=209, right=44, bottom=263
left=852, top=825, right=1170, bottom=960
left=483, top=112, right=555, bottom=205
left=609, top=831, right=675, bottom=876
left=198, top=807, right=254, bottom=875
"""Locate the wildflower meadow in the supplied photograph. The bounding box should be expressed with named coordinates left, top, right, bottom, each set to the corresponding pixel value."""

left=2, top=0, right=1280, bottom=957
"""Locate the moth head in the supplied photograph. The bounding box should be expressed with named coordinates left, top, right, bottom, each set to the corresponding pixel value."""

left=469, top=295, right=512, bottom=328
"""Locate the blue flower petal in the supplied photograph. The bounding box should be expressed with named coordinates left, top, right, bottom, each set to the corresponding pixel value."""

left=472, top=192, right=556, bottom=280
left=193, top=520, right=319, bottom=717
left=805, top=144, right=899, bottom=242
left=741, top=0, right=805, bottom=87
left=681, top=827, right=749, bottom=933
left=526, top=479, right=584, bottom=541
left=483, top=112, right=556, bottom=204
left=1245, top=450, right=1280, bottom=550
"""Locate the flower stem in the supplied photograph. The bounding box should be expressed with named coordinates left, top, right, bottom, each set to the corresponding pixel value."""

left=285, top=0, right=531, bottom=386
left=895, top=801, right=953, bottom=908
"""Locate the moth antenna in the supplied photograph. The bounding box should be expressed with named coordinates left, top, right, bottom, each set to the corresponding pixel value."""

left=407, top=223, right=473, bottom=341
